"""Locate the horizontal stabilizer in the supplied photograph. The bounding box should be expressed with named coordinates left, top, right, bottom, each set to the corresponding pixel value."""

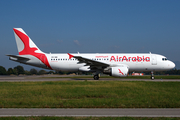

left=6, top=55, right=30, bottom=60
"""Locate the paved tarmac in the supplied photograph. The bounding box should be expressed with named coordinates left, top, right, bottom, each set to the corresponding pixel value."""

left=0, top=108, right=180, bottom=117
left=0, top=75, right=180, bottom=82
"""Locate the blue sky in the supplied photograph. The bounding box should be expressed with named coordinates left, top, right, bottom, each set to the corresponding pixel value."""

left=0, top=0, right=180, bottom=70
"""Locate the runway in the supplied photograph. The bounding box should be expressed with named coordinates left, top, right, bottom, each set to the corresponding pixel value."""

left=0, top=108, right=180, bottom=117
left=0, top=75, right=180, bottom=82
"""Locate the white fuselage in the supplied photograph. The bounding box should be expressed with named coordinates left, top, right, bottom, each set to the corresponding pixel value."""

left=21, top=53, right=174, bottom=72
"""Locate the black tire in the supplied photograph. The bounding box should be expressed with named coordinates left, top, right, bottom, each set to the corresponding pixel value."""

left=94, top=75, right=99, bottom=80
left=151, top=76, right=154, bottom=80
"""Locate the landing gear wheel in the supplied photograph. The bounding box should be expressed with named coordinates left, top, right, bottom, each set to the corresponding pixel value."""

left=151, top=76, right=154, bottom=80
left=94, top=75, right=99, bottom=80
left=151, top=71, right=154, bottom=80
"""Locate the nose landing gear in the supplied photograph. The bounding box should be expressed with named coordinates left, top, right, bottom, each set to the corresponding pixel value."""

left=151, top=71, right=154, bottom=80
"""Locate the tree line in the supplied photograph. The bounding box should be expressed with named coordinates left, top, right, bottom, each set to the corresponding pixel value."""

left=0, top=65, right=180, bottom=75
left=0, top=65, right=51, bottom=75
left=143, top=69, right=180, bottom=75
left=0, top=65, right=87, bottom=75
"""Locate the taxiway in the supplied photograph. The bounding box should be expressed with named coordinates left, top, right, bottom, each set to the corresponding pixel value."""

left=0, top=75, right=180, bottom=82
left=0, top=108, right=180, bottom=117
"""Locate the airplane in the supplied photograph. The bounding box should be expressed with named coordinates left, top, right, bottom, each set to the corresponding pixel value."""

left=7, top=28, right=175, bottom=80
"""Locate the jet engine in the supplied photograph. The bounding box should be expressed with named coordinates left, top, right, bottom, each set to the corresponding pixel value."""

left=103, top=67, right=129, bottom=77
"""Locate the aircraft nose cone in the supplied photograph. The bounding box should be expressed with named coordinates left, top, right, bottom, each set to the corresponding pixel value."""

left=172, top=62, right=175, bottom=68
left=169, top=61, right=175, bottom=69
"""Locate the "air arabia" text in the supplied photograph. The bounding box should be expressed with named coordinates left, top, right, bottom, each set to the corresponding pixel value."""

left=110, top=56, right=150, bottom=62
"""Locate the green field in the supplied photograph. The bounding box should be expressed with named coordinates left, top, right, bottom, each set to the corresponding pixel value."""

left=0, top=81, right=180, bottom=108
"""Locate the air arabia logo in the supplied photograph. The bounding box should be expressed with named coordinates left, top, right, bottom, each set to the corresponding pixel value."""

left=118, top=69, right=124, bottom=75
left=110, top=56, right=150, bottom=62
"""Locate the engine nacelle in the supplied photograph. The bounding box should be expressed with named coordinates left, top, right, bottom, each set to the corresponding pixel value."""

left=103, top=67, right=129, bottom=77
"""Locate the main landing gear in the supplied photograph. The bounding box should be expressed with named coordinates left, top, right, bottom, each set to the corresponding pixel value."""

left=93, top=74, right=100, bottom=80
left=151, top=71, right=154, bottom=80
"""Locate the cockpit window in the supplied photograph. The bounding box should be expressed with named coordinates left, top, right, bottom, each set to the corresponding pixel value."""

left=162, top=58, right=167, bottom=61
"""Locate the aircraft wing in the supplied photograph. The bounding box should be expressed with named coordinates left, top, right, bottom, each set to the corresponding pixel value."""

left=68, top=53, right=109, bottom=70
left=6, top=55, right=30, bottom=60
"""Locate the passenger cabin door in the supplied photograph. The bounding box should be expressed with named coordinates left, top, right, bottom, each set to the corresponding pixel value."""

left=151, top=55, right=157, bottom=65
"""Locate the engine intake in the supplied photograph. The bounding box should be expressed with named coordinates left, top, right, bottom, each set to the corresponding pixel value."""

left=103, top=67, right=128, bottom=77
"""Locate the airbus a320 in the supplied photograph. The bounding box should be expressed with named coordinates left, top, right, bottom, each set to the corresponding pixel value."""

left=7, top=28, right=175, bottom=80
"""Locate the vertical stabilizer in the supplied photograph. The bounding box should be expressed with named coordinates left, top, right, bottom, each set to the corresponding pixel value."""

left=13, top=28, right=43, bottom=55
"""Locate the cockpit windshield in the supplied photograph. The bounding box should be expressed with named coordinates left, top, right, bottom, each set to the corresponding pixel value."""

left=162, top=58, right=167, bottom=61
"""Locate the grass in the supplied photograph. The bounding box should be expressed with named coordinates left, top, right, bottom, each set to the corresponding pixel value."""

left=0, top=81, right=180, bottom=108
left=0, top=117, right=180, bottom=120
